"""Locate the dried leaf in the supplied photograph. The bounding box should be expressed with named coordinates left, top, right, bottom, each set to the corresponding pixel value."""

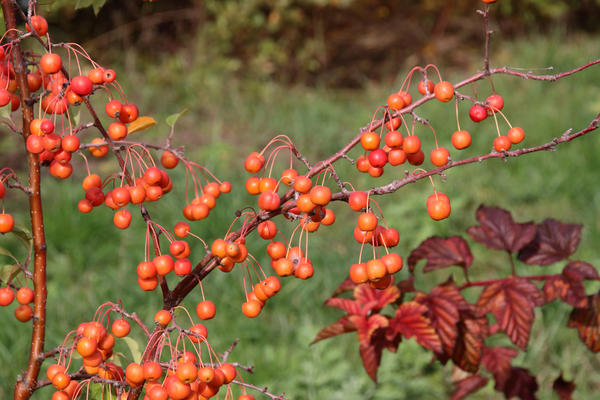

left=127, top=116, right=156, bottom=134
left=467, top=205, right=536, bottom=253
left=477, top=277, right=544, bottom=350
left=494, top=367, right=538, bottom=400
left=451, top=375, right=489, bottom=400
left=390, top=301, right=442, bottom=353
left=311, top=316, right=356, bottom=344
left=408, top=236, right=473, bottom=273
left=518, top=219, right=582, bottom=265
left=567, top=291, right=600, bottom=352
left=553, top=374, right=575, bottom=400
left=481, top=346, right=519, bottom=385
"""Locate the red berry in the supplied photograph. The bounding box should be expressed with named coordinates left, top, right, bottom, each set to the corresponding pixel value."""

left=507, top=127, right=525, bottom=144
left=494, top=136, right=511, bottom=152
left=469, top=104, right=487, bottom=122
left=70, top=76, right=93, bottom=96
left=430, top=147, right=450, bottom=167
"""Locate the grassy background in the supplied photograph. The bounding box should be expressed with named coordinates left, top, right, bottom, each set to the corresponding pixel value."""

left=1, top=26, right=600, bottom=400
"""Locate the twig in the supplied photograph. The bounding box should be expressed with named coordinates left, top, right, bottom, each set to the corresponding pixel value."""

left=231, top=379, right=289, bottom=400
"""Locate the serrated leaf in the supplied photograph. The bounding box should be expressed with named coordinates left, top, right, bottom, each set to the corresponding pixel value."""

left=518, top=218, right=582, bottom=265
left=494, top=367, right=538, bottom=400
left=408, top=236, right=473, bottom=273
left=563, top=261, right=598, bottom=281
left=324, top=297, right=363, bottom=316
left=350, top=314, right=389, bottom=348
left=121, top=336, right=142, bottom=363
left=358, top=342, right=381, bottom=383
left=451, top=375, right=489, bottom=400
left=477, top=277, right=543, bottom=350
left=354, top=282, right=400, bottom=314
left=418, top=291, right=459, bottom=355
left=166, top=108, right=188, bottom=127
left=451, top=317, right=487, bottom=372
left=331, top=276, right=356, bottom=297
left=553, top=374, right=575, bottom=400
left=390, top=301, right=442, bottom=353
left=127, top=116, right=156, bottom=134
left=481, top=346, right=519, bottom=386
left=467, top=205, right=536, bottom=253
left=567, top=291, right=600, bottom=352
left=311, top=316, right=356, bottom=344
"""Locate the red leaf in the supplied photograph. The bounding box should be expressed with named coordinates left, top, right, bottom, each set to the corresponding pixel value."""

left=543, top=276, right=571, bottom=304
left=359, top=343, right=382, bottom=383
left=324, top=297, right=364, bottom=316
left=408, top=236, right=473, bottom=273
left=390, top=301, right=443, bottom=353
left=451, top=375, right=489, bottom=400
left=494, top=367, right=538, bottom=400
left=311, top=315, right=356, bottom=344
left=349, top=314, right=389, bottom=348
left=553, top=374, right=575, bottom=400
left=354, top=282, right=400, bottom=314
left=417, top=281, right=470, bottom=355
left=331, top=276, right=356, bottom=297
left=451, top=317, right=487, bottom=372
left=467, top=205, right=536, bottom=253
left=518, top=218, right=582, bottom=265
left=481, top=346, right=519, bottom=385
left=476, top=277, right=544, bottom=350
left=396, top=276, right=416, bottom=293
left=567, top=291, right=600, bottom=352
left=563, top=261, right=599, bottom=281
left=351, top=314, right=390, bottom=382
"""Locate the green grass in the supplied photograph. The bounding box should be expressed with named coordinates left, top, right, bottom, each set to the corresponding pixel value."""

left=1, top=32, right=600, bottom=399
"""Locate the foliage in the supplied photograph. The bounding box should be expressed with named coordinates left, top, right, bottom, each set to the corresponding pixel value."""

left=316, top=206, right=600, bottom=398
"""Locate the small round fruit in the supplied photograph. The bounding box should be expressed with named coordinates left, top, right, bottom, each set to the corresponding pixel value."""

left=469, top=104, right=487, bottom=122
left=16, top=287, right=34, bottom=304
left=368, top=148, right=388, bottom=168
left=386, top=93, right=405, bottom=110
left=402, top=135, right=421, bottom=154
left=0, top=213, right=14, bottom=233
left=40, top=53, right=62, bottom=74
left=493, top=136, right=511, bottom=152
left=434, top=81, right=454, bottom=102
left=507, top=127, right=525, bottom=144
left=70, top=75, right=93, bottom=96
left=407, top=149, right=425, bottom=166
left=451, top=130, right=471, bottom=150
left=418, top=79, right=435, bottom=95
left=486, top=93, right=504, bottom=112
left=309, top=185, right=331, bottom=206
left=357, top=212, right=378, bottom=232
left=196, top=300, right=216, bottom=320
left=113, top=209, right=132, bottom=229
left=366, top=259, right=387, bottom=281
left=430, top=147, right=450, bottom=167
left=427, top=198, right=451, bottom=221
left=242, top=300, right=262, bottom=318
left=349, top=263, right=368, bottom=284
left=360, top=131, right=380, bottom=151
left=154, top=310, right=172, bottom=326
left=111, top=318, right=131, bottom=338
left=26, top=15, right=49, bottom=36
left=0, top=287, right=15, bottom=306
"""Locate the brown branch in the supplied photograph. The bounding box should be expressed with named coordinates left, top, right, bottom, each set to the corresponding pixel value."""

left=2, top=1, right=48, bottom=399
left=231, top=379, right=289, bottom=400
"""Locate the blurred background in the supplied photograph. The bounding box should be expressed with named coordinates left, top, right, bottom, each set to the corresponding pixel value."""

left=1, top=0, right=600, bottom=398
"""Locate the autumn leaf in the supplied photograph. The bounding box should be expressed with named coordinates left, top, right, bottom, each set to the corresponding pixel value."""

left=324, top=297, right=364, bottom=316
left=494, top=367, right=538, bottom=400
left=311, top=315, right=356, bottom=344
left=350, top=314, right=391, bottom=382
left=331, top=276, right=356, bottom=297
left=450, top=375, right=489, bottom=400
left=354, top=282, right=400, bottom=314
left=408, top=236, right=473, bottom=273
left=416, top=281, right=471, bottom=355
left=451, top=317, right=487, bottom=373
left=476, top=277, right=544, bottom=350
left=553, top=374, right=575, bottom=400
left=481, top=346, right=519, bottom=386
left=389, top=301, right=442, bottom=353
left=518, top=218, right=582, bottom=265
left=545, top=261, right=598, bottom=307
left=127, top=116, right=156, bottom=134
left=567, top=291, right=600, bottom=352
left=467, top=205, right=536, bottom=253
left=350, top=314, right=389, bottom=348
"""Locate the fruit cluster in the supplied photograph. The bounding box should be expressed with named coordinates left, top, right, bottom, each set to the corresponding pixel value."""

left=0, top=285, right=34, bottom=322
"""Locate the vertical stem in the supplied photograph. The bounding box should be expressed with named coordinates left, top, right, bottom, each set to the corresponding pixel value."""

left=1, top=2, right=47, bottom=400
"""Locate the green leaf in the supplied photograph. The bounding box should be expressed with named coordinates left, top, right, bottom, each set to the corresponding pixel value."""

left=11, top=226, right=32, bottom=250
left=0, top=105, right=11, bottom=119
left=121, top=336, right=142, bottom=363
left=0, top=264, right=23, bottom=284
left=71, top=108, right=81, bottom=127
left=166, top=109, right=188, bottom=128
left=75, top=0, right=107, bottom=14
